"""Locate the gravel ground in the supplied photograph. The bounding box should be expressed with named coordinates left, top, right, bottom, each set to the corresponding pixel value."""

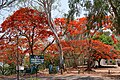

left=1, top=66, right=120, bottom=80
left=0, top=76, right=119, bottom=80
left=0, top=74, right=120, bottom=80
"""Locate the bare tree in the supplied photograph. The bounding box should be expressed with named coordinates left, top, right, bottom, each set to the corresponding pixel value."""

left=0, top=0, right=18, bottom=9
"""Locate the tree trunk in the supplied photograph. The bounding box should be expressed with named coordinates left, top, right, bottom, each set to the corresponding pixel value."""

left=72, top=54, right=78, bottom=68
left=98, top=59, right=102, bottom=67
left=85, top=59, right=92, bottom=71
left=85, top=40, right=92, bottom=72
left=116, top=17, right=120, bottom=34
left=16, top=36, right=19, bottom=80
left=40, top=0, right=64, bottom=74
left=73, top=60, right=78, bottom=68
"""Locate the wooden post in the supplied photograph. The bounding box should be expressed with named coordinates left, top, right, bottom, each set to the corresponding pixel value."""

left=16, top=36, right=19, bottom=80
left=108, top=70, right=111, bottom=74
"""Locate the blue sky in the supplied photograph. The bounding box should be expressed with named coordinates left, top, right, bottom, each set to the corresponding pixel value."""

left=0, top=0, right=86, bottom=24
left=0, top=0, right=70, bottom=24
left=52, top=0, right=86, bottom=18
left=51, top=0, right=69, bottom=18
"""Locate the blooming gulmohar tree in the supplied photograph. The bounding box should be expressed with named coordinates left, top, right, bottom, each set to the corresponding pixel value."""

left=0, top=41, right=24, bottom=65
left=1, top=7, right=53, bottom=55
left=53, top=17, right=119, bottom=69
left=47, top=39, right=118, bottom=68
left=0, top=36, right=29, bottom=76
left=54, top=17, right=87, bottom=40
left=0, top=7, right=54, bottom=72
left=69, top=40, right=118, bottom=66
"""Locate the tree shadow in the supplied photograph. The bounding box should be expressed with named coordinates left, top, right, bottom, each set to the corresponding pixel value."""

left=73, top=76, right=104, bottom=80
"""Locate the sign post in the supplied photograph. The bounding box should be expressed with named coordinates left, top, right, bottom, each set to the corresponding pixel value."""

left=30, top=55, right=44, bottom=79
left=30, top=55, right=44, bottom=64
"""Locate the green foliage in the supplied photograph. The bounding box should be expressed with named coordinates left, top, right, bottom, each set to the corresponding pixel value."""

left=0, top=63, right=16, bottom=76
left=108, top=0, right=120, bottom=34
left=52, top=66, right=59, bottom=74
left=44, top=54, right=59, bottom=68
left=93, top=34, right=114, bottom=45
left=113, top=35, right=120, bottom=50
left=81, top=0, right=120, bottom=34
left=65, top=0, right=81, bottom=20
left=37, top=64, right=45, bottom=70
left=114, top=42, right=120, bottom=50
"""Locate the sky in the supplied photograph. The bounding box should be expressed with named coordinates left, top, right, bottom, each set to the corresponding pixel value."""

left=0, top=0, right=111, bottom=34
left=0, top=0, right=70, bottom=24
left=0, top=0, right=71, bottom=37
left=0, top=0, right=86, bottom=24
left=51, top=0, right=69, bottom=18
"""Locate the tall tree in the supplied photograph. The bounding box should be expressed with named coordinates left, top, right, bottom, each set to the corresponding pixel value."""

left=1, top=7, right=53, bottom=55
left=65, top=0, right=81, bottom=20
left=80, top=0, right=120, bottom=34
left=107, top=0, right=120, bottom=34
left=37, top=0, right=64, bottom=74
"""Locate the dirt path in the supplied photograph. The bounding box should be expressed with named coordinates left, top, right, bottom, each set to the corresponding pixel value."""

left=1, top=66, right=120, bottom=80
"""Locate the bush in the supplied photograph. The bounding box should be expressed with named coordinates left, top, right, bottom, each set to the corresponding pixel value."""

left=0, top=63, right=16, bottom=76
left=44, top=53, right=59, bottom=68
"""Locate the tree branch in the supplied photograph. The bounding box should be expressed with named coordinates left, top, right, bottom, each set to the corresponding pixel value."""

left=108, top=0, right=118, bottom=17
left=41, top=39, right=54, bottom=54
left=0, top=0, right=17, bottom=9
